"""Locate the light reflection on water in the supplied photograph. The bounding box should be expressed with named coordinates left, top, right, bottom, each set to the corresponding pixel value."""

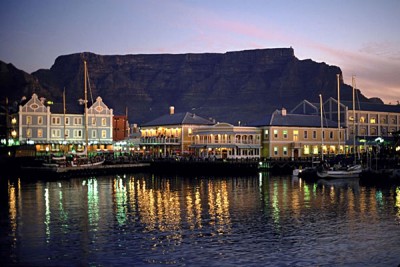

left=1, top=173, right=400, bottom=266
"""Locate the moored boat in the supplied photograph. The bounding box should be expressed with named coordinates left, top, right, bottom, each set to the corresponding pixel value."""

left=317, top=163, right=362, bottom=179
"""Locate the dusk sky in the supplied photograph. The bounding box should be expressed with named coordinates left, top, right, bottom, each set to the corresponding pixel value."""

left=1, top=0, right=399, bottom=103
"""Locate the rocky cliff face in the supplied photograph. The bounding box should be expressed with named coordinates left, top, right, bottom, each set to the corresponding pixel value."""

left=1, top=48, right=375, bottom=124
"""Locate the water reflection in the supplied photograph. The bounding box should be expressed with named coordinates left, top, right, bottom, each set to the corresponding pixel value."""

left=3, top=173, right=400, bottom=266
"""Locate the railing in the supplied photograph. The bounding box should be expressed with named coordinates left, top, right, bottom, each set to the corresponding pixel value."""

left=194, top=141, right=261, bottom=145
left=140, top=137, right=181, bottom=145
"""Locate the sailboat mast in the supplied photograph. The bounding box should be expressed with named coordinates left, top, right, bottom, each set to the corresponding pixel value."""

left=320, top=94, right=324, bottom=161
left=352, top=76, right=356, bottom=164
left=337, top=74, right=341, bottom=154
left=63, top=88, right=66, bottom=143
left=84, top=61, right=89, bottom=157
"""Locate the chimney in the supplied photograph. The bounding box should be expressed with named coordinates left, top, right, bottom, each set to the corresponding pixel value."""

left=281, top=108, right=287, bottom=116
left=169, top=106, right=175, bottom=115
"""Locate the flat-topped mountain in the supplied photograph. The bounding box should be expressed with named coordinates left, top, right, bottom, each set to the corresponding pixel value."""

left=0, top=47, right=377, bottom=124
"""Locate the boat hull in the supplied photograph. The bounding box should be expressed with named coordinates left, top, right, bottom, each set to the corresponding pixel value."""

left=317, top=165, right=362, bottom=179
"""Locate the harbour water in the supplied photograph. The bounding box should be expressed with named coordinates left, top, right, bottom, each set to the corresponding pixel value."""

left=1, top=172, right=400, bottom=266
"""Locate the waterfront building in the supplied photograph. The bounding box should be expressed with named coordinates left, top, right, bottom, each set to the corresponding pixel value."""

left=292, top=98, right=400, bottom=153
left=113, top=114, right=130, bottom=141
left=190, top=122, right=261, bottom=160
left=17, top=93, right=113, bottom=155
left=254, top=108, right=343, bottom=159
left=139, top=106, right=215, bottom=157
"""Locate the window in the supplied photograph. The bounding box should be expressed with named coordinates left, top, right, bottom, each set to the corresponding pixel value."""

left=101, top=130, right=107, bottom=138
left=92, top=130, right=97, bottom=138
left=293, top=130, right=298, bottom=141
left=264, top=129, right=269, bottom=139
left=370, top=118, right=376, bottom=124
left=26, top=116, right=32, bottom=125
left=273, top=129, right=278, bottom=138
left=51, top=129, right=61, bottom=138
left=330, top=131, right=334, bottom=139
left=322, top=131, right=325, bottom=139
left=360, top=116, right=365, bottom=123
left=74, top=117, right=82, bottom=125
left=312, top=145, right=319, bottom=155
left=74, top=130, right=83, bottom=138
left=312, top=130, right=317, bottom=139
left=303, top=145, right=310, bottom=155
left=92, top=117, right=96, bottom=126
left=38, top=116, right=43, bottom=125
left=65, top=130, right=70, bottom=138
left=101, top=118, right=107, bottom=126
left=26, top=128, right=32, bottom=138
left=274, top=146, right=278, bottom=156
left=52, top=117, right=61, bottom=125
left=304, top=130, right=308, bottom=139
left=283, top=130, right=288, bottom=139
left=65, top=117, right=69, bottom=125
left=38, top=129, right=43, bottom=138
left=283, top=146, right=288, bottom=156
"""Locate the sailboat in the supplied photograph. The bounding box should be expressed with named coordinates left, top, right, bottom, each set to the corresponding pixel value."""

left=69, top=60, right=105, bottom=167
left=317, top=76, right=362, bottom=179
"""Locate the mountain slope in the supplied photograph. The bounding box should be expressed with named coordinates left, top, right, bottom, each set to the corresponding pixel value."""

left=1, top=48, right=376, bottom=124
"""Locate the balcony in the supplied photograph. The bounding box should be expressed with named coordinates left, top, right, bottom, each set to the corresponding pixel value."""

left=140, top=137, right=181, bottom=145
left=290, top=142, right=301, bottom=149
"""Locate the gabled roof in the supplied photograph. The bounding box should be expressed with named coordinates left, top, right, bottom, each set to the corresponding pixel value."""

left=249, top=109, right=338, bottom=128
left=141, top=112, right=215, bottom=127
left=270, top=112, right=337, bottom=128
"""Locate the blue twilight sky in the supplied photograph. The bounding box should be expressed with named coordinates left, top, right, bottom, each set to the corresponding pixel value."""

left=1, top=0, right=399, bottom=103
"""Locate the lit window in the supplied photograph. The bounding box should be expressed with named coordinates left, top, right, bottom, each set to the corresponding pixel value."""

left=102, top=118, right=107, bottom=126
left=38, top=129, right=43, bottom=138
left=264, top=129, right=269, bottom=138
left=293, top=130, right=298, bottom=141
left=274, top=146, right=278, bottom=156
left=102, top=130, right=107, bottom=138
left=304, top=145, right=310, bottom=155
left=370, top=118, right=376, bottom=124
left=274, top=130, right=278, bottom=138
